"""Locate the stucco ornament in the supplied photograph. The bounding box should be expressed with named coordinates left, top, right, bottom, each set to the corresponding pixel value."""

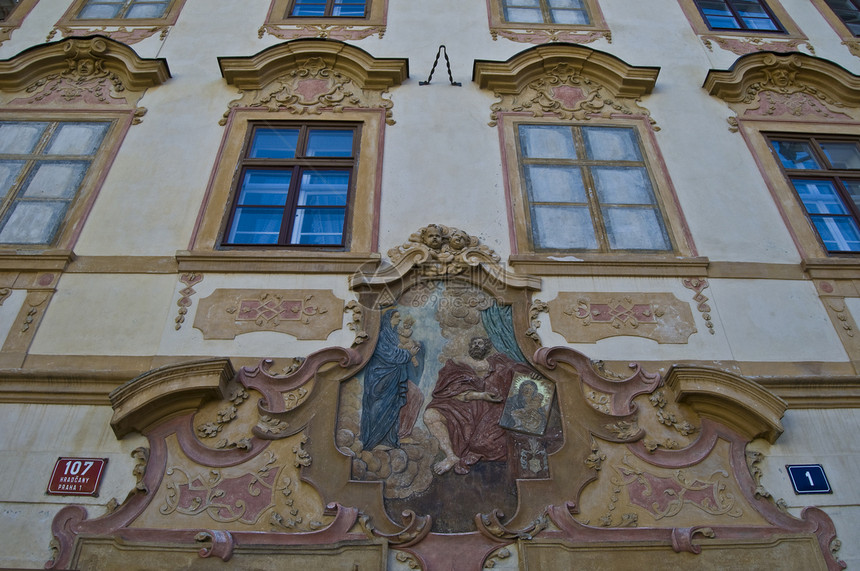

left=259, top=23, right=385, bottom=42
left=704, top=52, right=860, bottom=131
left=701, top=35, right=814, bottom=57
left=387, top=224, right=501, bottom=277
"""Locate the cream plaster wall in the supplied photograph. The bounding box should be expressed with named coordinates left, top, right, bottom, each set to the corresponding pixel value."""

left=757, top=408, right=860, bottom=569
left=30, top=274, right=177, bottom=355
left=0, top=403, right=146, bottom=569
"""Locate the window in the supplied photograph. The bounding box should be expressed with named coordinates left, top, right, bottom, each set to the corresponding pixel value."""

left=0, top=0, right=21, bottom=21
left=74, top=0, right=172, bottom=19
left=822, top=0, right=860, bottom=35
left=223, top=123, right=357, bottom=247
left=288, top=0, right=365, bottom=17
left=693, top=0, right=784, bottom=32
left=0, top=120, right=110, bottom=245
left=502, top=0, right=590, bottom=25
left=768, top=135, right=860, bottom=253
left=516, top=124, right=671, bottom=252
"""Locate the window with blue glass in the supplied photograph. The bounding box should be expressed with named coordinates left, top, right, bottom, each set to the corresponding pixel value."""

left=75, top=0, right=173, bottom=19
left=289, top=0, right=366, bottom=17
left=694, top=0, right=784, bottom=32
left=769, top=136, right=860, bottom=253
left=824, top=0, right=860, bottom=36
left=224, top=123, right=357, bottom=247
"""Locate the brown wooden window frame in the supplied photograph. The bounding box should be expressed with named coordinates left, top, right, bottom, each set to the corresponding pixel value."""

left=221, top=121, right=360, bottom=250
left=287, top=0, right=367, bottom=18
left=514, top=122, right=674, bottom=254
left=692, top=0, right=785, bottom=33
left=766, top=133, right=860, bottom=254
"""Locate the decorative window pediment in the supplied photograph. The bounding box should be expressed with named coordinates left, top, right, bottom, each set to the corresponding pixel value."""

left=704, top=52, right=860, bottom=130
left=473, top=43, right=659, bottom=128
left=218, top=39, right=408, bottom=126
left=0, top=35, right=170, bottom=112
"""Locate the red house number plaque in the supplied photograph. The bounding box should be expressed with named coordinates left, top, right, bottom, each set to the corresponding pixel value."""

left=47, top=457, right=107, bottom=496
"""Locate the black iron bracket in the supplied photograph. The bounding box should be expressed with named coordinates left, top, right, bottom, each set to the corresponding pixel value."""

left=419, top=45, right=461, bottom=86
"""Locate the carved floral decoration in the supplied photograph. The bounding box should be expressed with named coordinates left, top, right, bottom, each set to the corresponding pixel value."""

left=491, top=28, right=610, bottom=45
left=486, top=62, right=657, bottom=128
left=22, top=44, right=129, bottom=107
left=220, top=56, right=396, bottom=126
left=47, top=25, right=170, bottom=46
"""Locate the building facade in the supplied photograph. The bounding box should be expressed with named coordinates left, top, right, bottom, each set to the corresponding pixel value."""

left=0, top=0, right=858, bottom=568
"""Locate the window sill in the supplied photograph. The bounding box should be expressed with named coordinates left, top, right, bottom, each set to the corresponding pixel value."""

left=508, top=253, right=709, bottom=277
left=802, top=257, right=860, bottom=280
left=176, top=250, right=381, bottom=274
left=0, top=250, right=74, bottom=272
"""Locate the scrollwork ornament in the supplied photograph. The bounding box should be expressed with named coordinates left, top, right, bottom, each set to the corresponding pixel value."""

left=387, top=224, right=500, bottom=277
left=526, top=299, right=547, bottom=345
left=475, top=509, right=548, bottom=540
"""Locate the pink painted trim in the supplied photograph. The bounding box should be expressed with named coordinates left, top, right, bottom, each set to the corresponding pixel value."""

left=638, top=115, right=699, bottom=257
left=496, top=114, right=519, bottom=255
left=371, top=107, right=385, bottom=253
left=187, top=109, right=235, bottom=250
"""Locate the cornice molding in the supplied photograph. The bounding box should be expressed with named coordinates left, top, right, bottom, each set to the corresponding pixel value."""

left=704, top=51, right=860, bottom=108
left=473, top=43, right=659, bottom=99
left=110, top=358, right=235, bottom=438
left=0, top=35, right=170, bottom=94
left=664, top=365, right=786, bottom=443
left=218, top=38, right=407, bottom=91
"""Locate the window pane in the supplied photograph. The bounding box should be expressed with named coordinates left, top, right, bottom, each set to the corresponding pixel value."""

left=78, top=3, right=124, bottom=18
left=742, top=15, right=778, bottom=30
left=519, top=125, right=576, bottom=159
left=297, top=171, right=349, bottom=205
left=772, top=140, right=821, bottom=169
left=227, top=208, right=284, bottom=244
left=531, top=205, right=597, bottom=249
left=126, top=2, right=169, bottom=18
left=812, top=216, right=860, bottom=251
left=332, top=0, right=365, bottom=16
left=291, top=208, right=345, bottom=244
left=46, top=123, right=109, bottom=156
left=820, top=142, right=860, bottom=169
left=0, top=201, right=67, bottom=243
left=250, top=128, right=299, bottom=159
left=0, top=122, right=49, bottom=154
left=22, top=162, right=89, bottom=199
left=524, top=165, right=586, bottom=203
left=792, top=179, right=849, bottom=215
left=552, top=9, right=589, bottom=24
left=306, top=130, right=354, bottom=157
left=582, top=127, right=642, bottom=161
left=0, top=160, right=24, bottom=195
left=602, top=207, right=671, bottom=250
left=237, top=170, right=292, bottom=206
left=592, top=167, right=656, bottom=205
left=842, top=180, right=860, bottom=210
left=548, top=0, right=584, bottom=7
left=505, top=8, right=543, bottom=22
left=291, top=0, right=326, bottom=16
left=505, top=0, right=540, bottom=6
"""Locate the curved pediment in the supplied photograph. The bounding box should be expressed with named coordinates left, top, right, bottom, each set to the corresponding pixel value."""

left=0, top=35, right=169, bottom=107
left=704, top=52, right=860, bottom=127
left=472, top=43, right=659, bottom=126
left=218, top=39, right=408, bottom=91
left=217, top=39, right=408, bottom=125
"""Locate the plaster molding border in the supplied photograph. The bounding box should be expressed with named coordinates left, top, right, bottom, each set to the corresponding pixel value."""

left=473, top=43, right=659, bottom=127
left=663, top=365, right=786, bottom=443
left=490, top=28, right=610, bottom=45
left=0, top=35, right=170, bottom=110
left=47, top=25, right=170, bottom=45
left=704, top=52, right=860, bottom=130
left=701, top=35, right=814, bottom=56
left=217, top=39, right=408, bottom=126
left=258, top=23, right=385, bottom=41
